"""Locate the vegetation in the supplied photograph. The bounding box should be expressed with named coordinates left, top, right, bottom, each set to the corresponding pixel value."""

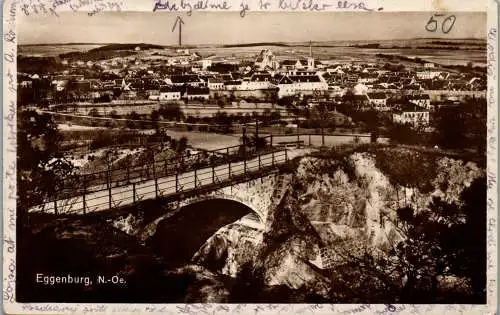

left=17, top=110, right=76, bottom=223
left=17, top=56, right=64, bottom=74
left=286, top=146, right=486, bottom=302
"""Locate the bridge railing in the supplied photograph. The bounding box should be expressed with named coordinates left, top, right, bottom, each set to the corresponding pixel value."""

left=34, top=149, right=289, bottom=215
left=55, top=133, right=375, bottom=201
left=57, top=135, right=278, bottom=198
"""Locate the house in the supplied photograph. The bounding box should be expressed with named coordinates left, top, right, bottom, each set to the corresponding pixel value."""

left=158, top=86, right=182, bottom=101
left=280, top=59, right=308, bottom=71
left=288, top=75, right=328, bottom=92
left=276, top=74, right=328, bottom=98
left=52, top=80, right=68, bottom=92
left=357, top=72, right=379, bottom=84
left=407, top=94, right=431, bottom=109
left=223, top=80, right=243, bottom=91
left=276, top=75, right=296, bottom=98
left=148, top=89, right=160, bottom=100
left=367, top=93, right=390, bottom=111
left=416, top=70, right=442, bottom=80
left=185, top=87, right=210, bottom=100
left=246, top=73, right=276, bottom=89
left=120, top=90, right=137, bottom=100
left=281, top=60, right=299, bottom=70
left=73, top=80, right=91, bottom=92
left=352, top=94, right=370, bottom=108
left=326, top=66, right=345, bottom=75
left=19, top=80, right=33, bottom=88
left=166, top=75, right=204, bottom=87
left=207, top=77, right=225, bottom=90
left=424, top=62, right=435, bottom=69
left=392, top=103, right=430, bottom=127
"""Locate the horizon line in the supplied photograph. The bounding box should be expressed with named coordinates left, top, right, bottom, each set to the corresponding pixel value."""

left=18, top=37, right=487, bottom=47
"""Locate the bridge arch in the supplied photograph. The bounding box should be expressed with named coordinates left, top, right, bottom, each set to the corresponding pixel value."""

left=149, top=197, right=263, bottom=268
left=178, top=192, right=265, bottom=224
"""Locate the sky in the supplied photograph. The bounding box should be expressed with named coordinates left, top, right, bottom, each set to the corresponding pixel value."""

left=19, top=11, right=486, bottom=45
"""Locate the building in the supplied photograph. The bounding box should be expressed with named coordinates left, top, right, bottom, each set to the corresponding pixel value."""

left=185, top=87, right=210, bottom=100
left=255, top=50, right=280, bottom=70
left=424, top=62, right=435, bottom=69
left=289, top=75, right=328, bottom=92
left=357, top=72, right=379, bottom=84
left=207, top=77, right=225, bottom=90
left=416, top=70, right=442, bottom=80
left=392, top=103, right=430, bottom=127
left=367, top=93, right=390, bottom=111
left=201, top=59, right=213, bottom=70
left=246, top=73, right=276, bottom=89
left=407, top=94, right=431, bottom=109
left=166, top=75, right=204, bottom=87
left=158, top=86, right=182, bottom=101
left=276, top=74, right=328, bottom=98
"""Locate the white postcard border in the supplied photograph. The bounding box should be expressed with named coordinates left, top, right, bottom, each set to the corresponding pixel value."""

left=3, top=0, right=498, bottom=314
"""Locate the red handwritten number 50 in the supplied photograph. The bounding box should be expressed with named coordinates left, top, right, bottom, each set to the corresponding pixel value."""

left=425, top=15, right=456, bottom=34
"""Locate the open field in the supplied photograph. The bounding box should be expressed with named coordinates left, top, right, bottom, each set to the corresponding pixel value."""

left=19, top=38, right=486, bottom=66
left=50, top=103, right=291, bottom=118
left=18, top=44, right=105, bottom=57
left=195, top=39, right=486, bottom=66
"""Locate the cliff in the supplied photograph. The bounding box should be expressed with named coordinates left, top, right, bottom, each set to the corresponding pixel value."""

left=192, top=146, right=485, bottom=301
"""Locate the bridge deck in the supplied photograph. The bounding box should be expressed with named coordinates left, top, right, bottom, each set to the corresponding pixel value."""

left=30, top=150, right=290, bottom=215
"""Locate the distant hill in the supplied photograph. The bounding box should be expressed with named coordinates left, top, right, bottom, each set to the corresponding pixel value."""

left=221, top=42, right=291, bottom=48
left=57, top=43, right=166, bottom=61
left=59, top=50, right=134, bottom=61
left=88, top=43, right=165, bottom=52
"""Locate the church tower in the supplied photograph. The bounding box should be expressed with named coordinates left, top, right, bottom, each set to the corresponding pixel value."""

left=307, top=41, right=315, bottom=70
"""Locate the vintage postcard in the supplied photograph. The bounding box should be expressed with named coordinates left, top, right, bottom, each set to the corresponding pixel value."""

left=3, top=0, right=498, bottom=314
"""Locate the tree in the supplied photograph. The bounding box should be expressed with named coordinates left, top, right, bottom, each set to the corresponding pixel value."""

left=150, top=110, right=160, bottom=121
left=434, top=107, right=467, bottom=149
left=108, top=110, right=118, bottom=119
left=17, top=111, right=75, bottom=225
left=88, top=108, right=100, bottom=117
left=388, top=123, right=418, bottom=145
left=159, top=104, right=183, bottom=121
left=214, top=111, right=233, bottom=134
left=446, top=178, right=487, bottom=300
left=176, top=136, right=188, bottom=153
left=129, top=111, right=140, bottom=121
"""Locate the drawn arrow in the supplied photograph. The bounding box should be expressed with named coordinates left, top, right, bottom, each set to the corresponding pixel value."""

left=172, top=16, right=185, bottom=47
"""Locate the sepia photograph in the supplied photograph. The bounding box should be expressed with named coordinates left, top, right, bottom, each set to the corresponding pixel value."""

left=13, top=9, right=490, bottom=306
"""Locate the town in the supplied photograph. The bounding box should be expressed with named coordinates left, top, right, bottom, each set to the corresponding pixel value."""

left=18, top=41, right=486, bottom=140
left=16, top=34, right=489, bottom=305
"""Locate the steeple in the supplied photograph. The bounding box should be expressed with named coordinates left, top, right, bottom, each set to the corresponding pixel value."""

left=307, top=41, right=314, bottom=70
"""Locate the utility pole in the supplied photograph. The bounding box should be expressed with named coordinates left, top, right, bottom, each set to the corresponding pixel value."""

left=296, top=115, right=300, bottom=147
left=255, top=119, right=259, bottom=139
left=243, top=124, right=247, bottom=159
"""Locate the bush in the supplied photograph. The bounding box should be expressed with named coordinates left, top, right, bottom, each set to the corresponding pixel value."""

left=88, top=108, right=100, bottom=117
left=89, top=132, right=114, bottom=150
left=109, top=110, right=119, bottom=119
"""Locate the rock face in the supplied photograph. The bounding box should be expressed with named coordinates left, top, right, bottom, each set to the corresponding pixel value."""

left=192, top=222, right=263, bottom=277
left=192, top=149, right=485, bottom=297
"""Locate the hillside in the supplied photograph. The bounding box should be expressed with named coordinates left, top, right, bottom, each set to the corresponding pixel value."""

left=16, top=145, right=486, bottom=303
left=193, top=145, right=486, bottom=303
left=87, top=43, right=165, bottom=52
